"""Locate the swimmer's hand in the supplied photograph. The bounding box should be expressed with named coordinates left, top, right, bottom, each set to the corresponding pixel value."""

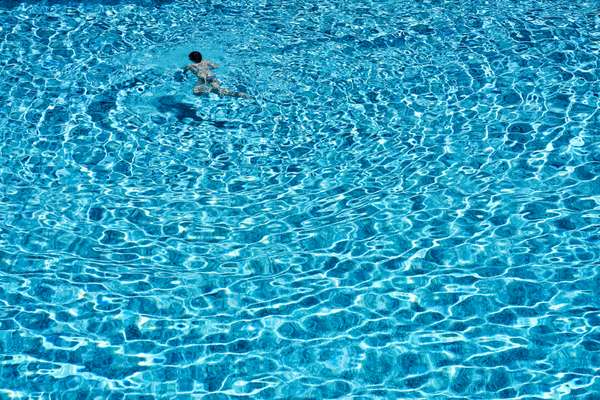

left=174, top=69, right=186, bottom=82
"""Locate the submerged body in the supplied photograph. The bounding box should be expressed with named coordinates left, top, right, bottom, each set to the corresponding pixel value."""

left=184, top=51, right=249, bottom=98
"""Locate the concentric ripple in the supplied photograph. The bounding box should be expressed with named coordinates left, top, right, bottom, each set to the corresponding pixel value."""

left=1, top=0, right=599, bottom=398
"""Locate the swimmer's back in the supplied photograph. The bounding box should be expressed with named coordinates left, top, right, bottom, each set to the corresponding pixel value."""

left=186, top=60, right=218, bottom=79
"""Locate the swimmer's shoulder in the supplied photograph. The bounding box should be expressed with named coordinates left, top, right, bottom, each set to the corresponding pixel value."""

left=203, top=60, right=219, bottom=69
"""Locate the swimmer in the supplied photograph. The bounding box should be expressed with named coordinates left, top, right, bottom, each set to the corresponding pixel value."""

left=183, top=51, right=250, bottom=98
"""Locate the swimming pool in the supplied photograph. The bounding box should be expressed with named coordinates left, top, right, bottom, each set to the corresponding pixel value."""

left=1, top=0, right=599, bottom=398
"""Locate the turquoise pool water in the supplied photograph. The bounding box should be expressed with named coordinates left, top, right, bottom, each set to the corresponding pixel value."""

left=1, top=0, right=599, bottom=398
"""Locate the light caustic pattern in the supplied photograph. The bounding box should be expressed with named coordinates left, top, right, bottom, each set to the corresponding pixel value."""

left=0, top=0, right=599, bottom=398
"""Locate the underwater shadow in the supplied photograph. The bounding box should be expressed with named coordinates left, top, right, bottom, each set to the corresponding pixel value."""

left=155, top=95, right=204, bottom=123
left=155, top=95, right=235, bottom=129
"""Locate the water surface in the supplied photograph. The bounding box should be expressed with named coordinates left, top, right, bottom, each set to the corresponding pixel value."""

left=1, top=0, right=599, bottom=398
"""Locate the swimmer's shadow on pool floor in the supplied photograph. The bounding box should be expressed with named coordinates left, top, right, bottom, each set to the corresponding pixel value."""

left=154, top=96, right=244, bottom=128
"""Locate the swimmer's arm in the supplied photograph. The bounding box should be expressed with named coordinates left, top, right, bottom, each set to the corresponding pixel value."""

left=206, top=60, right=219, bottom=69
left=175, top=65, right=191, bottom=82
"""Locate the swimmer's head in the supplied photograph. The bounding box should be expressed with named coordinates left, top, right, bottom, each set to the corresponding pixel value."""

left=188, top=51, right=203, bottom=63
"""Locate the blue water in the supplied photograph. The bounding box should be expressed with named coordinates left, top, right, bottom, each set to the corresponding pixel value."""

left=1, top=0, right=599, bottom=398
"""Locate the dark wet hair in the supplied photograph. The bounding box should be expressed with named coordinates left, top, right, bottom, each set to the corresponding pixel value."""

left=188, top=51, right=202, bottom=63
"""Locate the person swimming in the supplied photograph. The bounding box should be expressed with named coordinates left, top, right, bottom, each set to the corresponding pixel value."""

left=183, top=51, right=250, bottom=98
